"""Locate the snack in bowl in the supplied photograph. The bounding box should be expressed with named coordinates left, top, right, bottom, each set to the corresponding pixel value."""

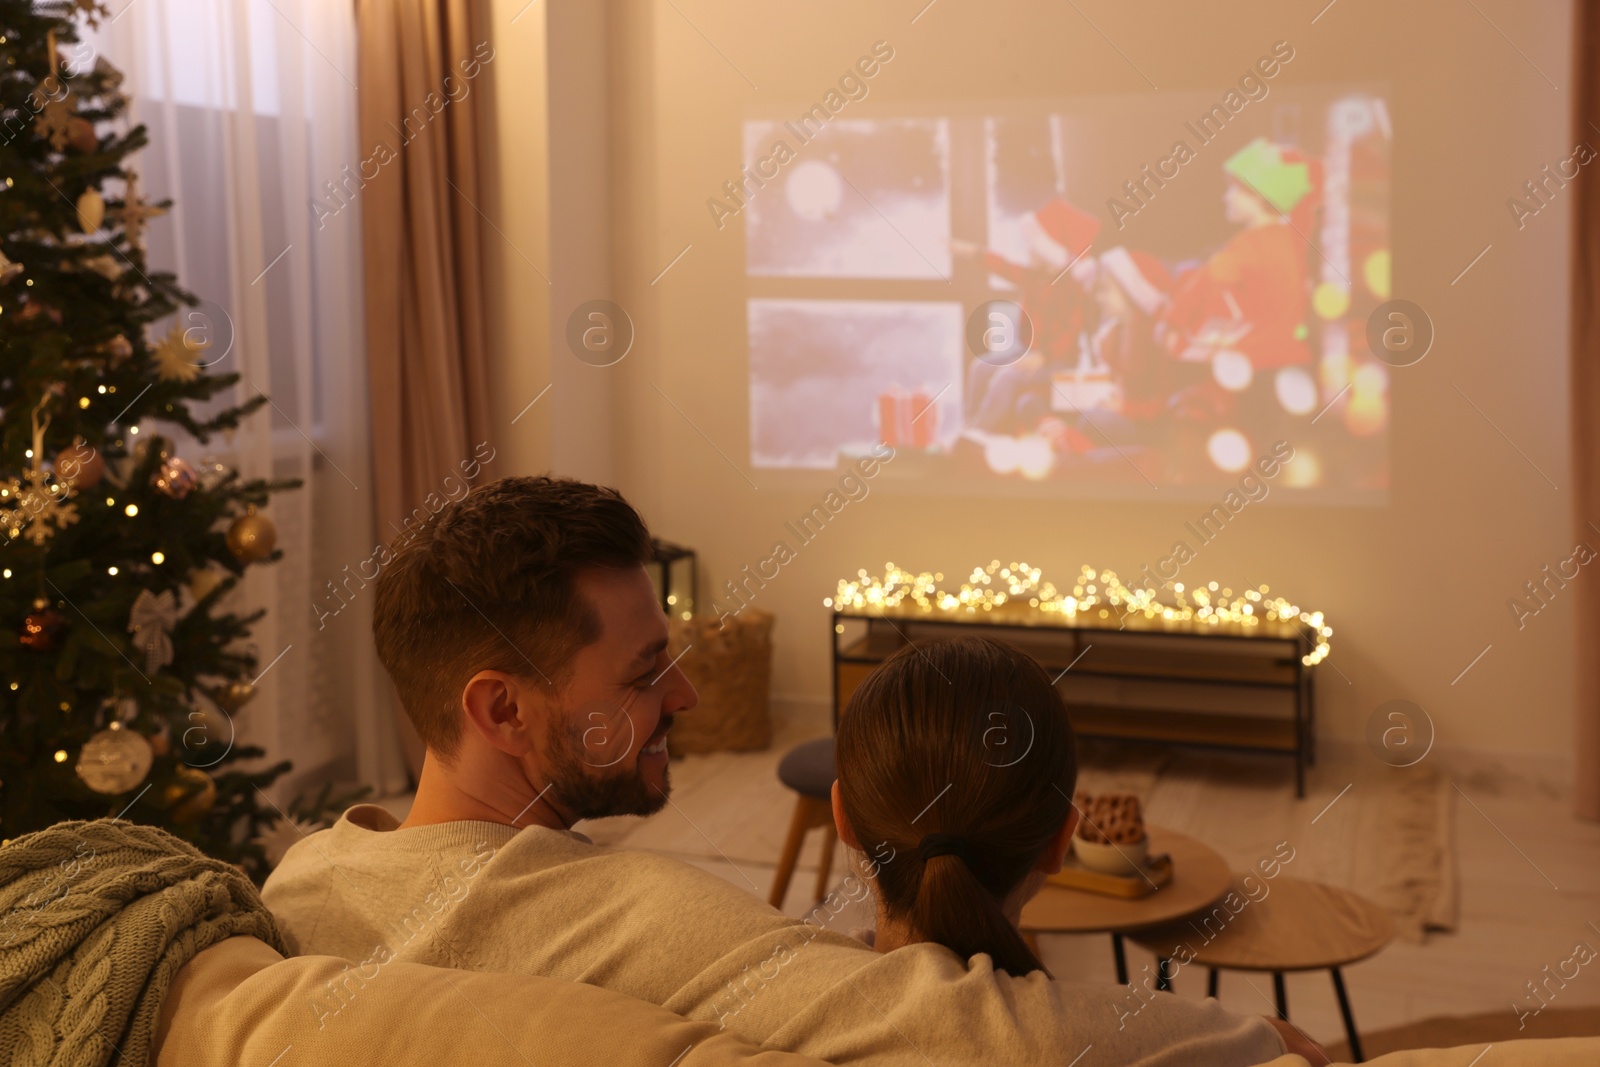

left=1071, top=792, right=1149, bottom=875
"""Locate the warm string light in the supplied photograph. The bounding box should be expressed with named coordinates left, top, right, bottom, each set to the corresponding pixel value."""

left=827, top=561, right=1333, bottom=666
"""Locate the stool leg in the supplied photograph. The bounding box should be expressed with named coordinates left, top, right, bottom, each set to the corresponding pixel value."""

left=1111, top=933, right=1129, bottom=985
left=1207, top=967, right=1219, bottom=998
left=769, top=797, right=812, bottom=908
left=1272, top=972, right=1289, bottom=1019
left=813, top=819, right=839, bottom=903
left=1331, top=967, right=1364, bottom=1062
left=1155, top=957, right=1173, bottom=992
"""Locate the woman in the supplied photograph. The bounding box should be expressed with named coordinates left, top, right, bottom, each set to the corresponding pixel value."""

left=831, top=635, right=1079, bottom=976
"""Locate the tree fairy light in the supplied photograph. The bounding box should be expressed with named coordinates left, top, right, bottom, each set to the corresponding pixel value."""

left=831, top=561, right=1332, bottom=665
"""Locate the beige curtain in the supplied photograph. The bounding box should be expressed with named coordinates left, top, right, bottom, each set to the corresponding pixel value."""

left=1575, top=0, right=1600, bottom=822
left=357, top=0, right=496, bottom=777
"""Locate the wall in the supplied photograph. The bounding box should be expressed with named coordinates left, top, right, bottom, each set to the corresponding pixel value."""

left=482, top=0, right=620, bottom=482
left=550, top=0, right=1576, bottom=757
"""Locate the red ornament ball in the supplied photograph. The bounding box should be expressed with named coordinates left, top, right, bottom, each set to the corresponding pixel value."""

left=56, top=440, right=105, bottom=489
left=67, top=117, right=98, bottom=154
left=152, top=456, right=198, bottom=499
left=21, top=608, right=66, bottom=651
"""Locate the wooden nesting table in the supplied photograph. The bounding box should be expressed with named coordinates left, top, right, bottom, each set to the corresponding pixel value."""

left=1019, top=826, right=1234, bottom=985
left=1129, top=876, right=1395, bottom=1061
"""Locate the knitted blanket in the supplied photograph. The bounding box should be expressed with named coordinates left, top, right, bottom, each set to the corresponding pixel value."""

left=0, top=819, right=286, bottom=1067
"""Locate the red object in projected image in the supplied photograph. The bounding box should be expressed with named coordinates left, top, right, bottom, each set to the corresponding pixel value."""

left=910, top=389, right=937, bottom=449
left=876, top=389, right=938, bottom=450
left=877, top=390, right=904, bottom=448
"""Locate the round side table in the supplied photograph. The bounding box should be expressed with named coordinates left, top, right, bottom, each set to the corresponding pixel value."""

left=1129, top=876, right=1395, bottom=1062
left=1019, top=826, right=1233, bottom=985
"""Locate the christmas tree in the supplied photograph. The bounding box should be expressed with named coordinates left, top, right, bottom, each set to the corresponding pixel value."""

left=0, top=0, right=341, bottom=881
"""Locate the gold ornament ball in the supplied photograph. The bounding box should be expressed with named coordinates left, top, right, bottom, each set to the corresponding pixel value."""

left=167, top=766, right=217, bottom=822
left=209, top=681, right=256, bottom=714
left=75, top=723, right=154, bottom=795
left=227, top=508, right=277, bottom=563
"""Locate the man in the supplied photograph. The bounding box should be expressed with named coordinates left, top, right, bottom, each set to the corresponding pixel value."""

left=1162, top=137, right=1318, bottom=374
left=264, top=476, right=1312, bottom=1066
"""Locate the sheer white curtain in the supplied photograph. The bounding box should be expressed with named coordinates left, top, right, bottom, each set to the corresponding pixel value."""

left=89, top=0, right=409, bottom=800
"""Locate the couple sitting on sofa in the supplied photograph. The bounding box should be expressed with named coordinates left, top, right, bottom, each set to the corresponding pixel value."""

left=253, top=475, right=1307, bottom=1067
left=7, top=475, right=1595, bottom=1066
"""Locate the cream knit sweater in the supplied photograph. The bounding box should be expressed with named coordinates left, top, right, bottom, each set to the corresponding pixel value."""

left=262, top=805, right=1285, bottom=1067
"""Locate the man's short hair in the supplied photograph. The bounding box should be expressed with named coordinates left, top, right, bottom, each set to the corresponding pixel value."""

left=372, top=475, right=653, bottom=757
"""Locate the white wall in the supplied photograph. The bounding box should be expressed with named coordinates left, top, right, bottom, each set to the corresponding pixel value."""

left=483, top=0, right=621, bottom=481
left=508, top=0, right=1578, bottom=757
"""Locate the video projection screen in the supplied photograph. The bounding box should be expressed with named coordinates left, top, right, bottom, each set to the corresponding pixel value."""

left=743, top=83, right=1392, bottom=500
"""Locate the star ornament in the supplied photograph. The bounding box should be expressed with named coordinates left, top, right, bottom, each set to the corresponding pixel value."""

left=154, top=322, right=207, bottom=382
left=0, top=467, right=81, bottom=545
left=74, top=0, right=110, bottom=29
left=35, top=97, right=74, bottom=152
left=116, top=177, right=168, bottom=249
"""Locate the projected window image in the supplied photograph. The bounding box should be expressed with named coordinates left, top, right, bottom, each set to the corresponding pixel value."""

left=744, top=118, right=951, bottom=279
left=744, top=86, right=1393, bottom=496
left=749, top=299, right=963, bottom=470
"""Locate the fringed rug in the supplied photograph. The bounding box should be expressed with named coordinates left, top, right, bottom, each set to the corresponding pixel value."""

left=1074, top=739, right=1456, bottom=943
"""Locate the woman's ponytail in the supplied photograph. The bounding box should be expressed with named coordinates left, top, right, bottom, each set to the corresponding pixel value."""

left=911, top=847, right=1045, bottom=977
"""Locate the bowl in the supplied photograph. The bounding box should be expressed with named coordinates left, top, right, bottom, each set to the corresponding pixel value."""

left=1072, top=833, right=1149, bottom=876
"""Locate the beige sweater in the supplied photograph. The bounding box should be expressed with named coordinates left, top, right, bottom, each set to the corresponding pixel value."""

left=262, top=805, right=1285, bottom=1067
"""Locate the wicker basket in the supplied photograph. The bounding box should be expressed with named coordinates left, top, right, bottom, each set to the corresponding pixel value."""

left=666, top=609, right=774, bottom=755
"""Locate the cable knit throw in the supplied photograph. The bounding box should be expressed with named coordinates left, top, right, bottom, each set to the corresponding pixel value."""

left=0, top=819, right=286, bottom=1067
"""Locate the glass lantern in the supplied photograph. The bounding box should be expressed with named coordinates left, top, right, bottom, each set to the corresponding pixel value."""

left=648, top=538, right=697, bottom=621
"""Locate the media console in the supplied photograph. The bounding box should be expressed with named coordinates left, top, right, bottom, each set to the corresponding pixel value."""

left=830, top=603, right=1320, bottom=796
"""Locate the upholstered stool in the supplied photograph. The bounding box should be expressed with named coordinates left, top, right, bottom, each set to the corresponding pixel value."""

left=768, top=738, right=838, bottom=908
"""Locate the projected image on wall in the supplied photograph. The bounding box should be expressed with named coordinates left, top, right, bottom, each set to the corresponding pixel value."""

left=743, top=86, right=1392, bottom=496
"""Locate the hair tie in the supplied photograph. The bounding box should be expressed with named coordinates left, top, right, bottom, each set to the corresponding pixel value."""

left=918, top=833, right=973, bottom=866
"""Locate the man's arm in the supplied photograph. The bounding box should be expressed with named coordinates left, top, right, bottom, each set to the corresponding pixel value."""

left=156, top=936, right=830, bottom=1067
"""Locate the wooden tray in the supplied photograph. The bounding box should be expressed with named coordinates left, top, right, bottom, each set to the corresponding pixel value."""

left=1046, top=851, right=1173, bottom=899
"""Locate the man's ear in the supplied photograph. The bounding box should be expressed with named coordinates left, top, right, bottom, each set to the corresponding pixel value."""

left=1034, top=807, right=1079, bottom=876
left=831, top=780, right=862, bottom=851
left=460, top=671, right=541, bottom=756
